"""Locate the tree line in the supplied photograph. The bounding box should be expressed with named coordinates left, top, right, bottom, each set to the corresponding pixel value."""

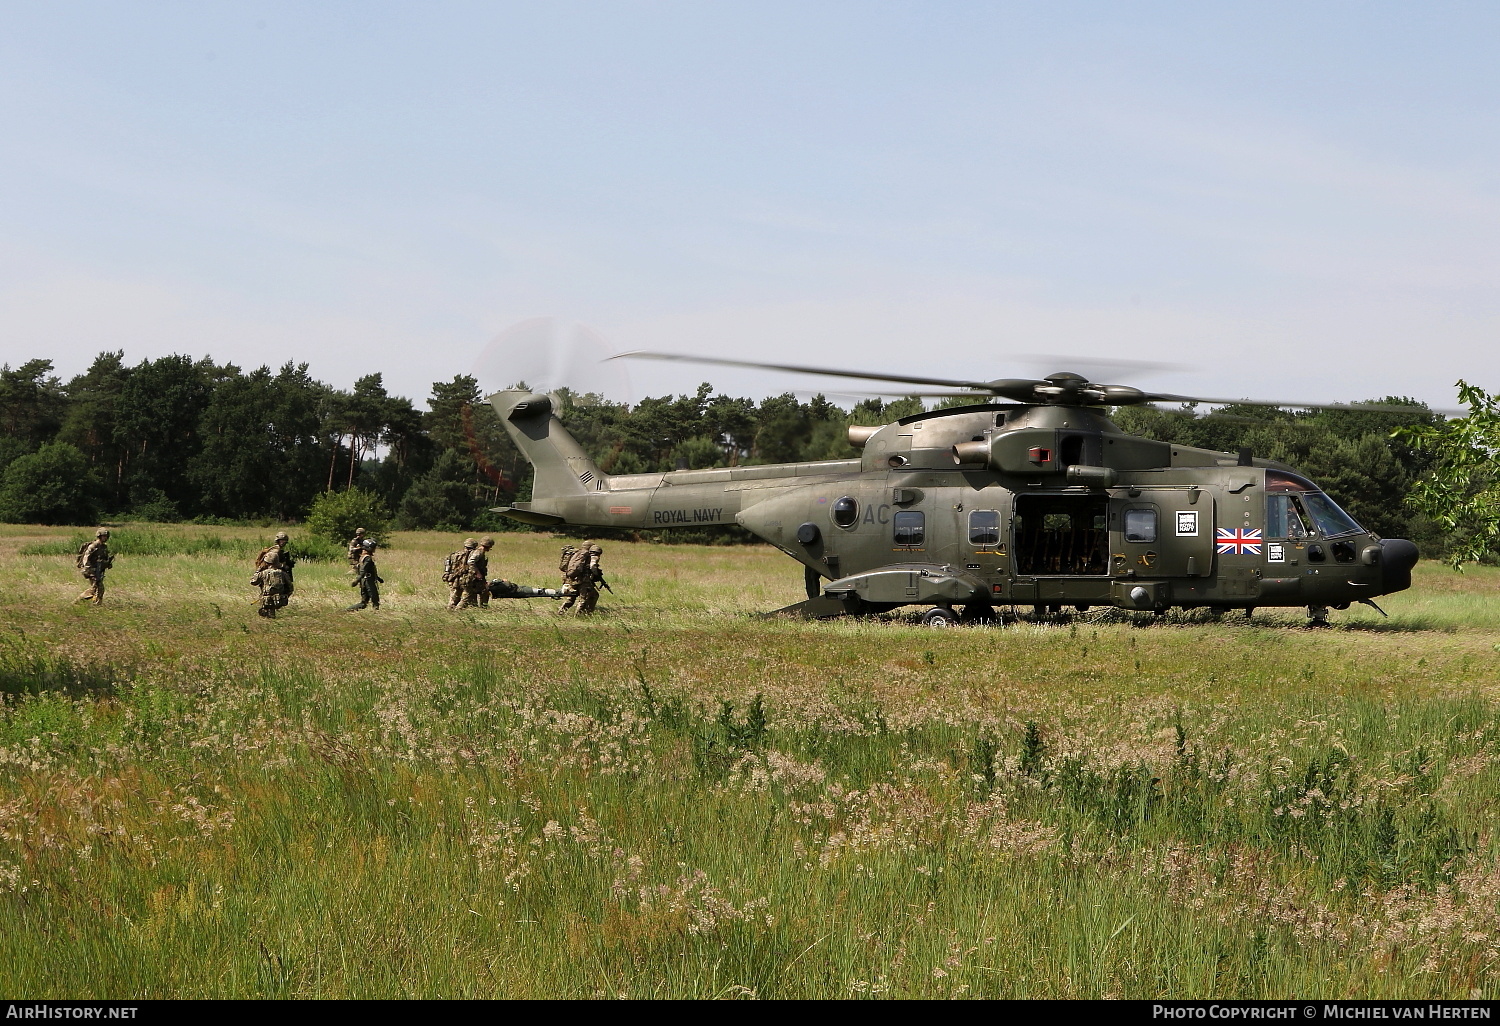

left=0, top=351, right=1486, bottom=560
left=0, top=353, right=906, bottom=535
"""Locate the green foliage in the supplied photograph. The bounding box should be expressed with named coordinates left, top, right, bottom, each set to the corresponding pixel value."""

left=304, top=488, right=391, bottom=545
left=190, top=363, right=329, bottom=520
left=114, top=354, right=216, bottom=517
left=0, top=436, right=31, bottom=478
left=0, top=441, right=99, bottom=525
left=396, top=449, right=483, bottom=531
left=0, top=359, right=67, bottom=447
left=1397, top=380, right=1500, bottom=569
left=128, top=488, right=181, bottom=523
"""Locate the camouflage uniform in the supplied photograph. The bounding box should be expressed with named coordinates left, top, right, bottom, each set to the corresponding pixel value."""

left=444, top=538, right=477, bottom=609
left=75, top=528, right=113, bottom=604
left=457, top=537, right=494, bottom=610
left=489, top=579, right=562, bottom=600
left=346, top=540, right=382, bottom=611
left=559, top=542, right=603, bottom=614
left=252, top=532, right=294, bottom=618
left=346, top=528, right=367, bottom=569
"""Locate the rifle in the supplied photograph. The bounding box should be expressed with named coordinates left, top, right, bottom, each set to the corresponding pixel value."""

left=594, top=569, right=614, bottom=594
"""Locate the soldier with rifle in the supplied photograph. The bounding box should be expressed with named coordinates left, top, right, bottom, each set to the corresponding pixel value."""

left=74, top=528, right=113, bottom=605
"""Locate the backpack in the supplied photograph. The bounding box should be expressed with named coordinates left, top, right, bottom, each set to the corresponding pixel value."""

left=559, top=545, right=577, bottom=573
left=76, top=541, right=90, bottom=571
left=442, top=550, right=471, bottom=584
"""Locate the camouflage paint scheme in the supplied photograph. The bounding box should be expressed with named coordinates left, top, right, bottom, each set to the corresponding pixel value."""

left=489, top=390, right=1418, bottom=620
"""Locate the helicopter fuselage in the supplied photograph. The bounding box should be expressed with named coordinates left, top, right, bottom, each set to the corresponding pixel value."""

left=491, top=390, right=1419, bottom=618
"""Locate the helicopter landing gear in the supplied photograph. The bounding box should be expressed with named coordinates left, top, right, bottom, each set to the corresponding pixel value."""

left=960, top=603, right=996, bottom=625
left=1307, top=605, right=1331, bottom=627
left=921, top=606, right=961, bottom=628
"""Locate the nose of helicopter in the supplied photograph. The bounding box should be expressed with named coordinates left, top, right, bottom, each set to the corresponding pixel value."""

left=1378, top=538, right=1420, bottom=594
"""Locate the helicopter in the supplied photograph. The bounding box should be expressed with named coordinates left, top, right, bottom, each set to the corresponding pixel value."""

left=488, top=353, right=1422, bottom=626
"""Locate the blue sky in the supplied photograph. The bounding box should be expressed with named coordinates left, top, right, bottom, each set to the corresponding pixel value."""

left=2, top=1, right=1498, bottom=410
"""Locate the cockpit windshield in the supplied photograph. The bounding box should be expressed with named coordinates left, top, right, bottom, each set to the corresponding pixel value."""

left=1300, top=492, right=1362, bottom=538
left=1264, top=472, right=1362, bottom=539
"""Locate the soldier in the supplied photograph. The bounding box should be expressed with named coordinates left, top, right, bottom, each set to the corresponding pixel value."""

left=476, top=536, right=496, bottom=608
left=74, top=528, right=113, bottom=605
left=346, top=527, right=367, bottom=568
left=346, top=539, right=383, bottom=611
left=252, top=531, right=295, bottom=618
left=488, top=578, right=563, bottom=600
left=456, top=537, right=494, bottom=610
left=559, top=541, right=604, bottom=615
left=444, top=537, right=478, bottom=609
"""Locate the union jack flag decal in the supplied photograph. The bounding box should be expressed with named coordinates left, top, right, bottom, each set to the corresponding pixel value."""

left=1216, top=528, right=1263, bottom=555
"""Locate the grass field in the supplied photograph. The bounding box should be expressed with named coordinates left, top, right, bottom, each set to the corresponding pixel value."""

left=1, top=522, right=1498, bottom=999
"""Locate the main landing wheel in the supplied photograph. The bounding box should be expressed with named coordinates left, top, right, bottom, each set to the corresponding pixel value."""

left=921, top=606, right=961, bottom=628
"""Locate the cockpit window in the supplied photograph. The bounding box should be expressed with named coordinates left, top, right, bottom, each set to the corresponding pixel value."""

left=1267, top=494, right=1309, bottom=539
left=1267, top=491, right=1361, bottom=539
left=1301, top=492, right=1362, bottom=538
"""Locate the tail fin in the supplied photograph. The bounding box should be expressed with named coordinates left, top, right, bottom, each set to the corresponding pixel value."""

left=488, top=390, right=606, bottom=521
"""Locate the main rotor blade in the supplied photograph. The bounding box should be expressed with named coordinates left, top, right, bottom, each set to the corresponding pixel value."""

left=610, top=350, right=1001, bottom=392
left=1143, top=393, right=1451, bottom=415
left=1015, top=353, right=1189, bottom=380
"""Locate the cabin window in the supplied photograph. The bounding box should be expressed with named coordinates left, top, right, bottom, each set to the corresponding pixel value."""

left=893, top=510, right=925, bottom=546
left=1124, top=508, right=1157, bottom=544
left=968, top=510, right=1001, bottom=547
left=831, top=496, right=858, bottom=528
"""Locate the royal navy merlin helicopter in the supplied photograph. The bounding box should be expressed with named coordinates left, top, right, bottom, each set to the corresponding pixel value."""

left=489, top=353, right=1422, bottom=626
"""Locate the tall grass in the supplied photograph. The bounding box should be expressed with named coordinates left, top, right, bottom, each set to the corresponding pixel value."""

left=20, top=527, right=345, bottom=563
left=1, top=527, right=1498, bottom=997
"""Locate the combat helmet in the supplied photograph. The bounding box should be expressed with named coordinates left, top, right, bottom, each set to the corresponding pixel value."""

left=363, top=538, right=376, bottom=550
left=275, top=531, right=289, bottom=543
left=479, top=537, right=494, bottom=548
left=463, top=537, right=477, bottom=549
left=95, top=528, right=110, bottom=539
